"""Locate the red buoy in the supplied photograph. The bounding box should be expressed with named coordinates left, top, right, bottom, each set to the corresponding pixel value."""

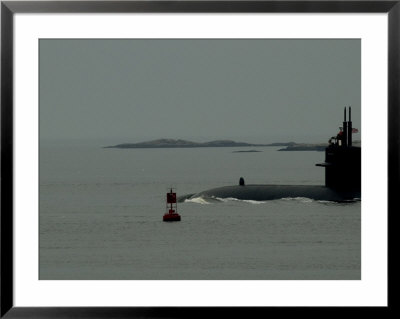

left=163, top=188, right=181, bottom=222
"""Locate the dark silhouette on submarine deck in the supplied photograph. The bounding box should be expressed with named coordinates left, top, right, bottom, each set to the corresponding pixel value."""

left=179, top=107, right=361, bottom=202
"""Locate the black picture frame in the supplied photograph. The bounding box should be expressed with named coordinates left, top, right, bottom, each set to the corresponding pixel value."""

left=1, top=1, right=397, bottom=317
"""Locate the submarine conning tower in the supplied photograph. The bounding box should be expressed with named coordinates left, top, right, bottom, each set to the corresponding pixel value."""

left=316, top=107, right=361, bottom=191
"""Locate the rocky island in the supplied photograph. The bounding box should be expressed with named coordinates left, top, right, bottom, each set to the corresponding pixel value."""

left=104, top=139, right=273, bottom=149
left=232, top=150, right=263, bottom=153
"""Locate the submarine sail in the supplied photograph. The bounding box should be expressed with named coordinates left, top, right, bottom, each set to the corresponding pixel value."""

left=316, top=106, right=361, bottom=192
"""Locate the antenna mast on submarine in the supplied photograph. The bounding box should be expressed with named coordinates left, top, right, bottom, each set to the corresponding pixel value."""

left=343, top=107, right=348, bottom=147
left=348, top=106, right=352, bottom=147
left=341, top=106, right=353, bottom=148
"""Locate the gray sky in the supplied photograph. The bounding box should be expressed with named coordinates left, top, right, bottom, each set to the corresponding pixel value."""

left=39, top=39, right=360, bottom=144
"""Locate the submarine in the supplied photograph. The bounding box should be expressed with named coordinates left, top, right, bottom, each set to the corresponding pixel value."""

left=179, top=107, right=361, bottom=203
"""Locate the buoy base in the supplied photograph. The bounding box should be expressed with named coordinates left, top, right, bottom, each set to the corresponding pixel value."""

left=163, top=213, right=181, bottom=222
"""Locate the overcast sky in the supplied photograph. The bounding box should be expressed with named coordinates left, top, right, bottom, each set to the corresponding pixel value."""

left=39, top=39, right=360, bottom=144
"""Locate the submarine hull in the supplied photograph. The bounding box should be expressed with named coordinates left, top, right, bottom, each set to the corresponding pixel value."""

left=179, top=184, right=360, bottom=202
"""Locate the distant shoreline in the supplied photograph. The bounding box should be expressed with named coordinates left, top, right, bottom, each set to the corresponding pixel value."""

left=104, top=139, right=295, bottom=149
left=103, top=139, right=337, bottom=151
left=278, top=144, right=327, bottom=152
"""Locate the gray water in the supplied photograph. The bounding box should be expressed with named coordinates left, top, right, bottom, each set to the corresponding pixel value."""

left=39, top=142, right=361, bottom=280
